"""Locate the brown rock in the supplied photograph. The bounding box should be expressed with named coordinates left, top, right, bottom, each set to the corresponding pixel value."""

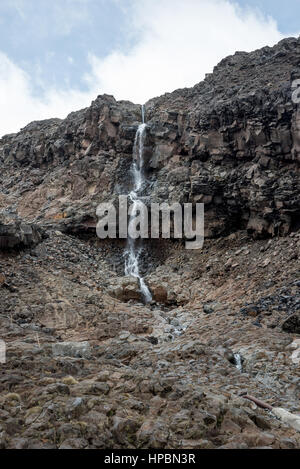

left=282, top=313, right=300, bottom=334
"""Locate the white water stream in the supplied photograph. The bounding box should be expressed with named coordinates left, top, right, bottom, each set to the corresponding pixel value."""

left=234, top=353, right=243, bottom=372
left=124, top=105, right=152, bottom=303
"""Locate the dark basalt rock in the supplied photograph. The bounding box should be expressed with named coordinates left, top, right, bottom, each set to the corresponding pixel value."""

left=282, top=313, right=300, bottom=334
left=0, top=38, right=300, bottom=239
left=0, top=215, right=43, bottom=250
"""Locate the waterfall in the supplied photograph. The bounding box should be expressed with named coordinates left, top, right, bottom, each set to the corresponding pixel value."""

left=124, top=106, right=152, bottom=304
left=234, top=353, right=243, bottom=372
left=141, top=104, right=145, bottom=124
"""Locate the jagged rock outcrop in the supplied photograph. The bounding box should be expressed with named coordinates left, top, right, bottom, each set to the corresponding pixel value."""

left=0, top=37, right=300, bottom=240
left=0, top=214, right=43, bottom=250
left=282, top=313, right=300, bottom=334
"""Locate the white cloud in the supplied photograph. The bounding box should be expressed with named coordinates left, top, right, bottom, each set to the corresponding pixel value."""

left=0, top=0, right=289, bottom=137
left=0, top=51, right=95, bottom=136
left=87, top=0, right=284, bottom=103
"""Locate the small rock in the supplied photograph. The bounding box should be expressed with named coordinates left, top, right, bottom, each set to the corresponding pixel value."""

left=282, top=313, right=300, bottom=334
left=119, top=331, right=130, bottom=341
left=52, top=341, right=91, bottom=359
left=203, top=304, right=214, bottom=314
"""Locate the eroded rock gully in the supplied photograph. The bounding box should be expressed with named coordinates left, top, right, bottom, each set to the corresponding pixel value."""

left=0, top=37, right=300, bottom=449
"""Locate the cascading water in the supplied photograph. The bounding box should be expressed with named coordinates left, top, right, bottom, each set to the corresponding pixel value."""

left=234, top=353, right=243, bottom=372
left=141, top=103, right=145, bottom=125
left=124, top=105, right=152, bottom=303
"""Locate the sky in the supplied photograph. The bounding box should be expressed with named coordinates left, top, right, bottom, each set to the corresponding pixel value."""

left=0, top=0, right=299, bottom=136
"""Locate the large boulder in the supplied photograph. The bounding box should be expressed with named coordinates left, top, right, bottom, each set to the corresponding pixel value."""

left=148, top=282, right=169, bottom=304
left=147, top=273, right=190, bottom=305
left=52, top=341, right=91, bottom=359
left=0, top=214, right=43, bottom=250
left=282, top=313, right=300, bottom=334
left=107, top=276, right=141, bottom=302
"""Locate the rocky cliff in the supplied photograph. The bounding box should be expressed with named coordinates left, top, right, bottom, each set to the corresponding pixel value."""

left=0, top=38, right=300, bottom=450
left=1, top=37, right=300, bottom=240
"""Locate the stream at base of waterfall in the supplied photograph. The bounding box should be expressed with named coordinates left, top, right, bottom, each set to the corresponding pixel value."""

left=124, top=106, right=152, bottom=303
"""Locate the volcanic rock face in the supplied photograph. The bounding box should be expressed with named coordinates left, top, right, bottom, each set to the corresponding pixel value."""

left=0, top=37, right=300, bottom=239
left=0, top=38, right=300, bottom=449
